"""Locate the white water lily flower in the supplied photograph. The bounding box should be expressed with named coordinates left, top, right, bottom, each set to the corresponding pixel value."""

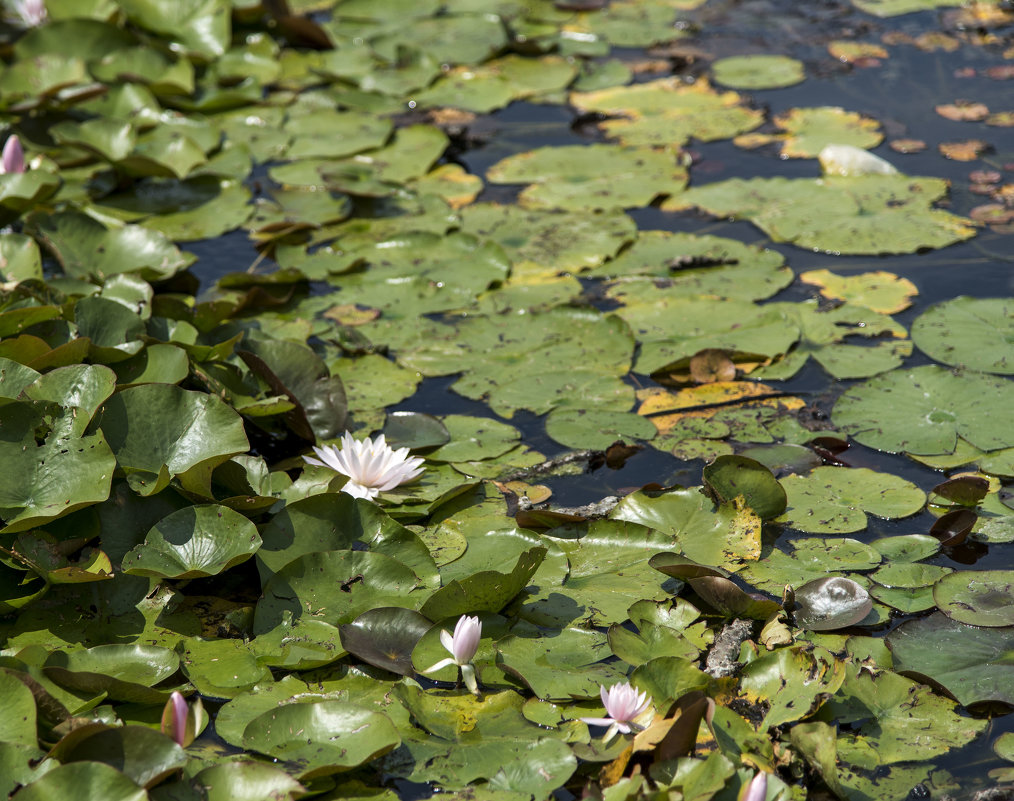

left=0, top=136, right=24, bottom=175
left=818, top=144, right=897, bottom=177
left=11, top=0, right=46, bottom=26
left=422, top=615, right=482, bottom=696
left=579, top=682, right=653, bottom=744
left=739, top=771, right=768, bottom=801
left=304, top=431, right=424, bottom=500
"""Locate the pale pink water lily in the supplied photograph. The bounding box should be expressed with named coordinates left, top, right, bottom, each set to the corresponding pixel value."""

left=579, top=682, right=653, bottom=744
left=739, top=771, right=767, bottom=801
left=160, top=691, right=206, bottom=748
left=304, top=431, right=424, bottom=500
left=11, top=0, right=46, bottom=26
left=422, top=615, right=482, bottom=696
left=1, top=136, right=25, bottom=175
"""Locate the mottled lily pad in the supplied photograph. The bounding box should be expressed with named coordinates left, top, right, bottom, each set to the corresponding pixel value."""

left=912, top=297, right=1014, bottom=374
left=663, top=174, right=976, bottom=255
left=833, top=366, right=1014, bottom=455
left=486, top=143, right=687, bottom=211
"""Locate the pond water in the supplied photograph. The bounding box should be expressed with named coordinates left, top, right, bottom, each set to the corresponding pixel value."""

left=4, top=0, right=1014, bottom=799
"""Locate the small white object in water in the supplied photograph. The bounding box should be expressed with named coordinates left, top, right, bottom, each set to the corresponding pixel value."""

left=819, top=144, right=898, bottom=177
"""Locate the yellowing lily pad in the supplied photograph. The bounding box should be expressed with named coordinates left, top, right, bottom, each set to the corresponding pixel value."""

left=799, top=270, right=917, bottom=314
left=571, top=77, right=763, bottom=146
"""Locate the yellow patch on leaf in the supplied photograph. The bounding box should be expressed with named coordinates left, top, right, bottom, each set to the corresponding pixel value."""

left=637, top=382, right=804, bottom=435
left=798, top=269, right=918, bottom=314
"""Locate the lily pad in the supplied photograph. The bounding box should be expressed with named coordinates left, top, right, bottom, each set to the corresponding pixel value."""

left=934, top=570, right=1014, bottom=626
left=777, top=466, right=925, bottom=534
left=486, top=143, right=687, bottom=211
left=833, top=365, right=1014, bottom=455
left=571, top=77, right=763, bottom=146
left=712, top=55, right=805, bottom=89
left=887, top=612, right=1014, bottom=707
left=242, top=700, right=401, bottom=778
left=912, top=297, right=1014, bottom=374
left=663, top=174, right=976, bottom=255
left=121, top=504, right=262, bottom=579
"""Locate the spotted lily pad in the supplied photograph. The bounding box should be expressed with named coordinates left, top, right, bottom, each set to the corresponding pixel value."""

left=934, top=570, right=1014, bottom=626
left=571, top=77, right=763, bottom=146
left=777, top=466, right=925, bottom=534
left=912, top=297, right=1014, bottom=374
left=833, top=365, right=1014, bottom=455
left=663, top=174, right=976, bottom=255
left=486, top=143, right=687, bottom=211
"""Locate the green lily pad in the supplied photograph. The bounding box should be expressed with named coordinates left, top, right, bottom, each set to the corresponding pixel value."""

left=31, top=210, right=193, bottom=282
left=43, top=644, right=180, bottom=703
left=121, top=504, right=261, bottom=579
left=611, top=488, right=761, bottom=570
left=887, top=612, right=1014, bottom=707
left=703, top=455, right=787, bottom=521
left=740, top=646, right=846, bottom=728
left=426, top=415, right=522, bottom=463
left=49, top=724, right=186, bottom=787
left=934, top=570, right=1014, bottom=626
left=821, top=667, right=986, bottom=768
left=421, top=546, right=547, bottom=620
left=116, top=0, right=230, bottom=59
left=912, top=297, right=1014, bottom=374
left=486, top=143, right=687, bottom=211
left=10, top=761, right=148, bottom=801
left=496, top=627, right=625, bottom=700
left=242, top=700, right=401, bottom=778
left=178, top=637, right=272, bottom=698
left=833, top=365, right=1014, bottom=455
left=256, top=492, right=435, bottom=583
left=545, top=408, right=657, bottom=450
left=572, top=77, right=764, bottom=147
left=663, top=175, right=976, bottom=255
left=586, top=230, right=791, bottom=300
left=0, top=403, right=116, bottom=533
left=97, top=383, right=250, bottom=497
left=255, top=550, right=424, bottom=633
left=191, top=762, right=305, bottom=801
left=777, top=466, right=925, bottom=534
left=766, top=106, right=883, bottom=158
left=0, top=670, right=38, bottom=747
left=712, top=55, right=805, bottom=90
left=0, top=234, right=43, bottom=283
left=459, top=204, right=637, bottom=272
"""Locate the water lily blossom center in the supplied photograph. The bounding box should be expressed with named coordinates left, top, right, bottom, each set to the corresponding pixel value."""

left=304, top=432, right=424, bottom=500
left=580, top=682, right=653, bottom=743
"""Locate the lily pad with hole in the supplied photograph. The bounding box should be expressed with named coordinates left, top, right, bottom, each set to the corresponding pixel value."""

left=586, top=230, right=792, bottom=300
